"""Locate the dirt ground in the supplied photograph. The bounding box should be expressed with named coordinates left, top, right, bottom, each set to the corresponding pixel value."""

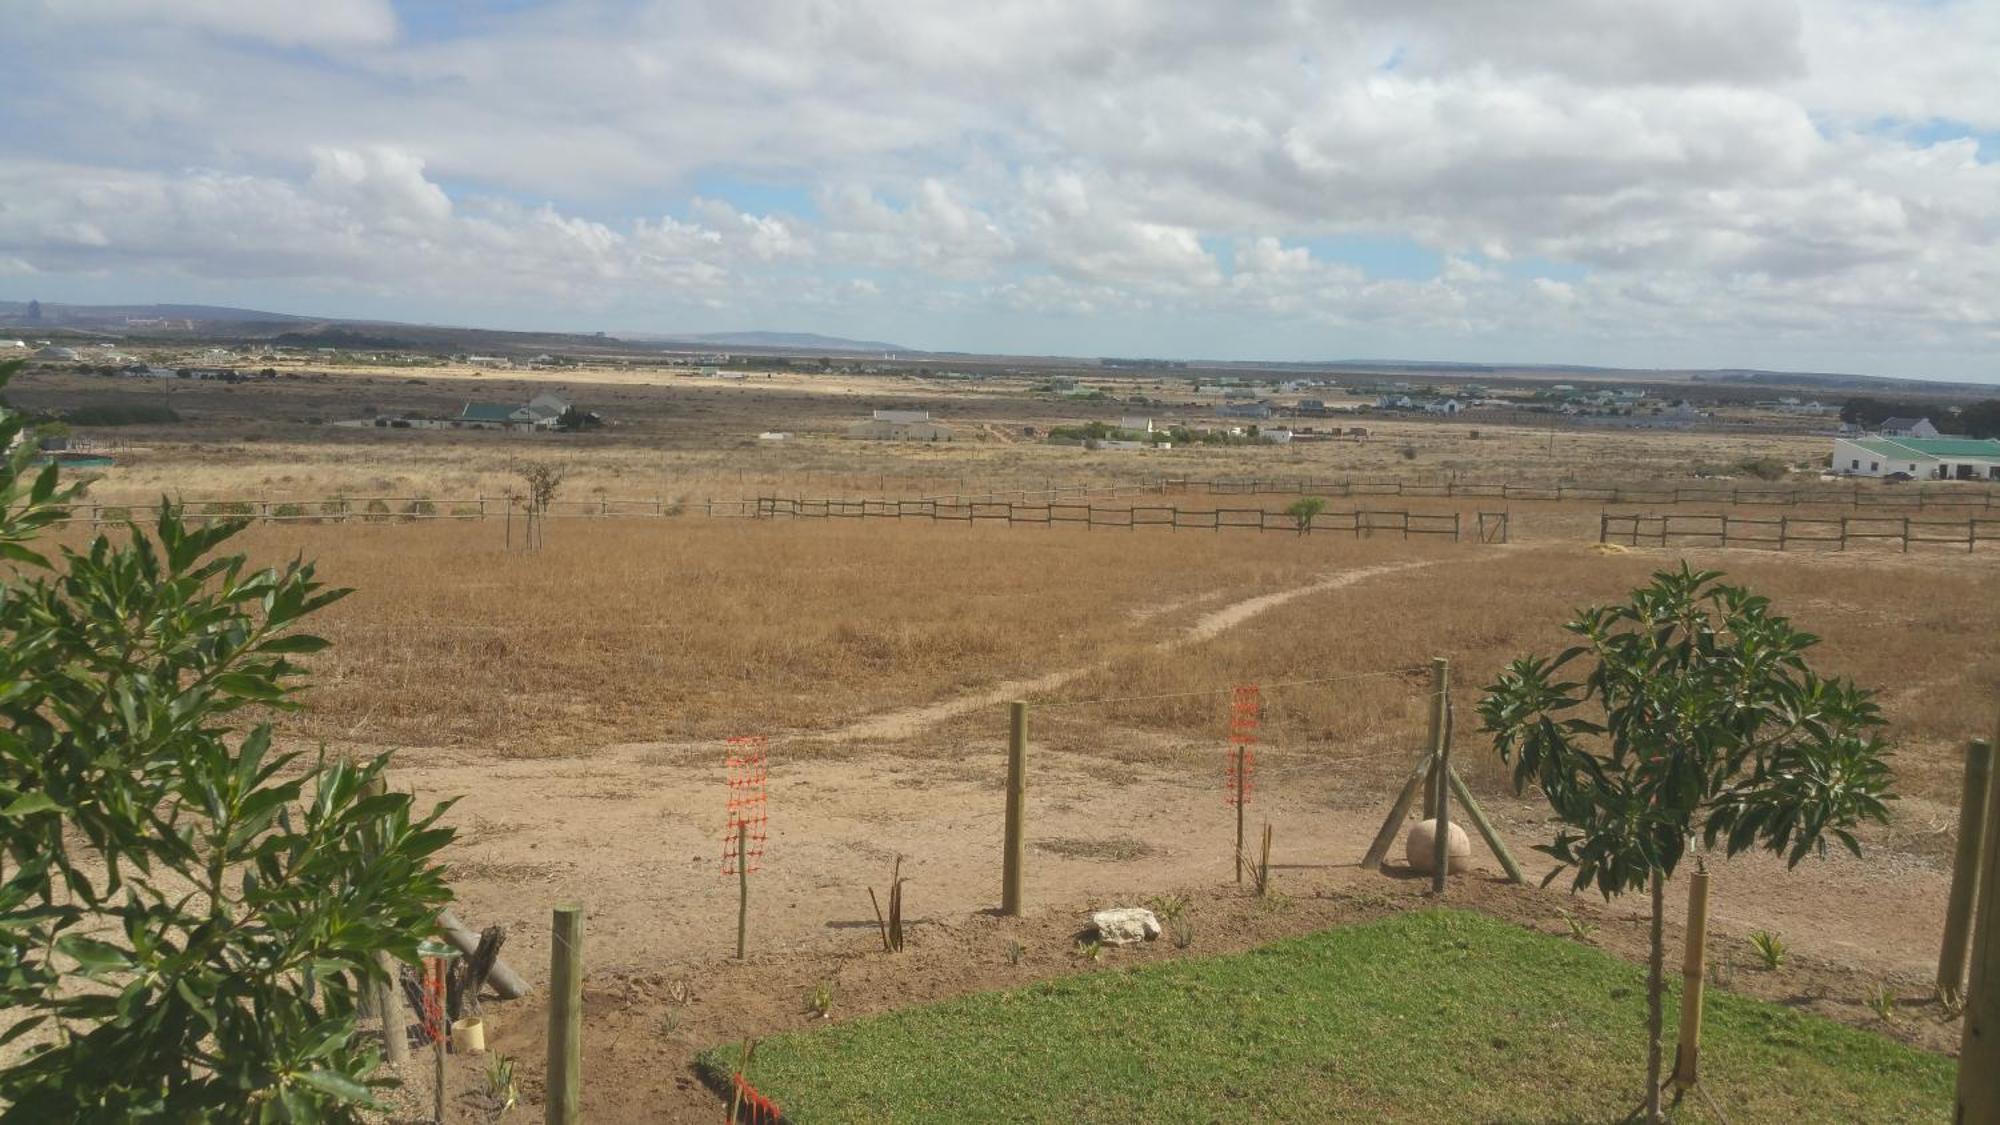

left=345, top=553, right=1980, bottom=1122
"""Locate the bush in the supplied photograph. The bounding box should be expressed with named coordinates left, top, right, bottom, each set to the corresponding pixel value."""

left=61, top=401, right=181, bottom=427
left=1733, top=456, right=1791, bottom=481
left=403, top=498, right=437, bottom=518
left=272, top=502, right=306, bottom=521
left=364, top=499, right=392, bottom=522
left=0, top=358, right=457, bottom=1118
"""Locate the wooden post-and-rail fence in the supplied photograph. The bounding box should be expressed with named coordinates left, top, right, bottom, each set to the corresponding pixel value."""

left=1160, top=476, right=2000, bottom=510
left=749, top=496, right=1482, bottom=541
left=1599, top=511, right=1999, bottom=553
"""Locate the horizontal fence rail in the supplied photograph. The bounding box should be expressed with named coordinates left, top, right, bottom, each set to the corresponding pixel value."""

left=1600, top=511, right=2000, bottom=553
left=56, top=496, right=680, bottom=527
left=1158, top=477, right=2000, bottom=510
left=747, top=496, right=1477, bottom=541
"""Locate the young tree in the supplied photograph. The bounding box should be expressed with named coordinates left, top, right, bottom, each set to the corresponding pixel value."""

left=1284, top=496, right=1326, bottom=536
left=1478, top=564, right=1894, bottom=1122
left=515, top=460, right=567, bottom=550
left=0, top=359, right=456, bottom=1120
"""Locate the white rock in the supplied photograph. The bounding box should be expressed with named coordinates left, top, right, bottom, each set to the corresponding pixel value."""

left=1405, top=818, right=1472, bottom=874
left=1089, top=907, right=1162, bottom=945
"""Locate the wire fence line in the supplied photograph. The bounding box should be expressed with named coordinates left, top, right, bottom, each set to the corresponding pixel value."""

left=1159, top=476, right=2000, bottom=509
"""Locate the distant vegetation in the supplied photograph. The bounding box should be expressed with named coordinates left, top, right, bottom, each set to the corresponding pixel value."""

left=1841, top=396, right=2000, bottom=438
left=60, top=401, right=181, bottom=426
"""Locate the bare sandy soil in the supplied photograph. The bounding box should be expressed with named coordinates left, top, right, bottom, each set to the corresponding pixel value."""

left=349, top=557, right=1974, bottom=1122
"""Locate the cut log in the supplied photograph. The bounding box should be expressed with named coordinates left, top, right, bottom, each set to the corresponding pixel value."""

left=439, top=909, right=531, bottom=1000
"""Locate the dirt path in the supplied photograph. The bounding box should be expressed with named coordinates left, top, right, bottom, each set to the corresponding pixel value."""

left=827, top=560, right=1436, bottom=743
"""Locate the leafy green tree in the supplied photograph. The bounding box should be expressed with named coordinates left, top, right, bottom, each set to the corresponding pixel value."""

left=1478, top=565, right=1894, bottom=1122
left=0, top=359, right=456, bottom=1120
left=1284, top=496, right=1326, bottom=535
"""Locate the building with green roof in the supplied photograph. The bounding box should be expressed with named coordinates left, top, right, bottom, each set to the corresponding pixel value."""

left=1833, top=435, right=2000, bottom=481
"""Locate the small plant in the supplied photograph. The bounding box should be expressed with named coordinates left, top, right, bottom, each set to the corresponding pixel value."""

left=868, top=855, right=908, bottom=952
left=1169, top=916, right=1196, bottom=950
left=1709, top=950, right=1736, bottom=990
left=1749, top=931, right=1788, bottom=971
left=1007, top=940, right=1025, bottom=967
left=271, top=501, right=305, bottom=521
left=807, top=979, right=836, bottom=1020
left=1285, top=496, right=1326, bottom=535
left=364, top=497, right=392, bottom=521
left=1249, top=823, right=1274, bottom=896
left=1558, top=910, right=1599, bottom=944
left=1144, top=893, right=1190, bottom=924
left=481, top=1052, right=520, bottom=1118
left=1078, top=939, right=1103, bottom=963
left=1866, top=982, right=1898, bottom=1023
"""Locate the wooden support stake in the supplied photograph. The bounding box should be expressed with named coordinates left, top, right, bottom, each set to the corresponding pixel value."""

left=736, top=822, right=750, bottom=960
left=1943, top=739, right=1995, bottom=1007
left=1002, top=701, right=1027, bottom=915
left=1959, top=722, right=2000, bottom=1120
left=1363, top=755, right=1435, bottom=871
left=437, top=909, right=530, bottom=1000
left=1421, top=657, right=1446, bottom=820
left=1672, top=867, right=1713, bottom=1089
left=546, top=904, right=583, bottom=1125
left=1431, top=662, right=1453, bottom=894
left=1446, top=766, right=1525, bottom=884
left=1232, top=744, right=1248, bottom=884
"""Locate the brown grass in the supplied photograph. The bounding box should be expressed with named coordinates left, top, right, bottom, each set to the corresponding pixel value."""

left=208, top=519, right=1391, bottom=754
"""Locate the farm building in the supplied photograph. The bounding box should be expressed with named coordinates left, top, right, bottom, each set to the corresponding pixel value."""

left=1118, top=416, right=1154, bottom=433
left=1832, top=436, right=2000, bottom=480
left=456, top=393, right=574, bottom=430
left=1878, top=416, right=1939, bottom=438
left=1215, top=401, right=1274, bottom=420
left=847, top=409, right=954, bottom=441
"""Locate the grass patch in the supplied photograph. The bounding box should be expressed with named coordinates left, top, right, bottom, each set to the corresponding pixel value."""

left=698, top=910, right=1950, bottom=1123
left=1031, top=836, right=1155, bottom=862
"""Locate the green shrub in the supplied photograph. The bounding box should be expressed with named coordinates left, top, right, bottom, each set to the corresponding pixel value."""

left=364, top=499, right=392, bottom=522
left=272, top=502, right=307, bottom=521
left=0, top=358, right=458, bottom=1118
left=61, top=401, right=181, bottom=426
left=403, top=497, right=438, bottom=518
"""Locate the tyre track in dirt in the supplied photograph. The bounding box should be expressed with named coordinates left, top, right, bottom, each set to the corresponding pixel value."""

left=822, top=559, right=1441, bottom=744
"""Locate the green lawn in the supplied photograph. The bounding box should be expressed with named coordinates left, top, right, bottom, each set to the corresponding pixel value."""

left=699, top=910, right=1952, bottom=1123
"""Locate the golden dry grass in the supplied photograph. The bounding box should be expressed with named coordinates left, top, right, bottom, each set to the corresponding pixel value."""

left=212, top=519, right=1389, bottom=754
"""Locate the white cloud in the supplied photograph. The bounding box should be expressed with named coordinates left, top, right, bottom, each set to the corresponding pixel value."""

left=0, top=0, right=1996, bottom=376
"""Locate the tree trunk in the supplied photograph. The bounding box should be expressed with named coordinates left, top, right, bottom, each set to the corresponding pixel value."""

left=1645, top=867, right=1666, bottom=1122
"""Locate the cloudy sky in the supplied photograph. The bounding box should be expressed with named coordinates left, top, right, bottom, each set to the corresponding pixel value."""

left=3, top=1, right=1997, bottom=379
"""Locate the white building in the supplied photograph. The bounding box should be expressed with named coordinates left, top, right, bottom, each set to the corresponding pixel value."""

left=849, top=409, right=953, bottom=441
left=1259, top=428, right=1294, bottom=444
left=1832, top=436, right=2000, bottom=481
left=1118, top=416, right=1154, bottom=433
left=1424, top=398, right=1464, bottom=415
left=1879, top=416, right=1940, bottom=438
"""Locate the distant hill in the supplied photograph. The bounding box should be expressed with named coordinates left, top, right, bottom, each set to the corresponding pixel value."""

left=644, top=330, right=907, bottom=353
left=0, top=302, right=313, bottom=326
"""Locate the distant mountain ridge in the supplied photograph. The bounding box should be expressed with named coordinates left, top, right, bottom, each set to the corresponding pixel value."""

left=642, top=330, right=907, bottom=352
left=0, top=302, right=313, bottom=324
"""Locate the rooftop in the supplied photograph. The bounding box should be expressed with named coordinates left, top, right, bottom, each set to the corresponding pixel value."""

left=1848, top=436, right=2000, bottom=460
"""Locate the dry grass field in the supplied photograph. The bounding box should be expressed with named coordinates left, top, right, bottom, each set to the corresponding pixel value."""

left=15, top=357, right=1997, bottom=1120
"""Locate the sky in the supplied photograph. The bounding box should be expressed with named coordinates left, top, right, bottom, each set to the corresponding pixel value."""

left=2, top=1, right=1998, bottom=381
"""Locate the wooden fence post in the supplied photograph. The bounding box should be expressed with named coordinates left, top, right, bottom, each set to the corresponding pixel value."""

left=1957, top=724, right=2000, bottom=1122
left=546, top=904, right=583, bottom=1125
left=1672, top=867, right=1713, bottom=1089
left=1430, top=661, right=1453, bottom=894
left=1943, top=739, right=1994, bottom=1007
left=1002, top=701, right=1027, bottom=916
left=736, top=822, right=750, bottom=960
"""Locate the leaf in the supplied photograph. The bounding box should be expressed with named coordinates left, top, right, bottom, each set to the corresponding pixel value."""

left=294, top=1068, right=375, bottom=1104
left=2, top=791, right=62, bottom=817
left=54, top=935, right=134, bottom=976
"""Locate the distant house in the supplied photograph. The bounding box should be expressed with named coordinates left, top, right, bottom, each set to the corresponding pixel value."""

left=1118, top=416, right=1154, bottom=433
left=1260, top=428, right=1294, bottom=444
left=34, top=346, right=77, bottom=361
left=1215, top=401, right=1274, bottom=420
left=1878, top=417, right=1940, bottom=438
left=1296, top=399, right=1328, bottom=415
left=1833, top=436, right=2000, bottom=481
left=1424, top=398, right=1463, bottom=416
left=848, top=409, right=953, bottom=441
left=456, top=393, right=573, bottom=430
left=0, top=339, right=24, bottom=349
